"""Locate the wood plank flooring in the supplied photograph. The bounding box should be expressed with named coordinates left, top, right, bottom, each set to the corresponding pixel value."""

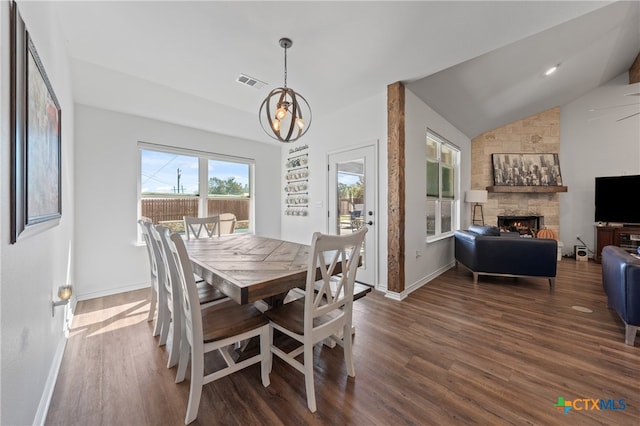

left=46, top=259, right=639, bottom=425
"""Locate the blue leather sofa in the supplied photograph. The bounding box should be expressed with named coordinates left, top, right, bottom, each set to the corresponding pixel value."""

left=601, top=245, right=640, bottom=346
left=454, top=225, right=557, bottom=287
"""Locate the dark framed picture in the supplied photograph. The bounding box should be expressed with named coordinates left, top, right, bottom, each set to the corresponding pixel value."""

left=491, top=153, right=563, bottom=187
left=10, top=3, right=62, bottom=243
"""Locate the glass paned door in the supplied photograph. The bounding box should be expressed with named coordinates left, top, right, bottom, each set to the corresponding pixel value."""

left=328, top=145, right=376, bottom=285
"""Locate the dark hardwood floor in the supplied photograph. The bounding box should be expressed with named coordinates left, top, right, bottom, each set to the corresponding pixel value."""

left=46, top=259, right=639, bottom=425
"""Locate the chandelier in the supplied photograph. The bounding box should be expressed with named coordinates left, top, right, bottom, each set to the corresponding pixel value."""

left=259, top=38, right=312, bottom=143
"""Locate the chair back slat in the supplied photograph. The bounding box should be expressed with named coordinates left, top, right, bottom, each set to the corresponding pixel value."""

left=219, top=213, right=237, bottom=235
left=304, top=228, right=367, bottom=330
left=138, top=220, right=159, bottom=286
left=166, top=232, right=202, bottom=347
left=184, top=216, right=220, bottom=240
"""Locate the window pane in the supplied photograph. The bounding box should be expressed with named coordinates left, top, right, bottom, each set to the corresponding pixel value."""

left=140, top=150, right=199, bottom=231
left=208, top=160, right=251, bottom=233
left=426, top=200, right=436, bottom=236
left=426, top=160, right=439, bottom=197
left=442, top=165, right=455, bottom=199
left=441, top=200, right=452, bottom=233
left=426, top=137, right=438, bottom=159
left=141, top=150, right=198, bottom=195
left=441, top=145, right=454, bottom=165
left=208, top=160, right=250, bottom=197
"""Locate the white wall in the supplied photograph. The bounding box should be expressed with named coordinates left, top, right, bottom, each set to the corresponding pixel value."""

left=0, top=1, right=75, bottom=424
left=404, top=89, right=472, bottom=294
left=279, top=87, right=472, bottom=297
left=74, top=105, right=282, bottom=300
left=280, top=91, right=388, bottom=289
left=560, top=73, right=640, bottom=254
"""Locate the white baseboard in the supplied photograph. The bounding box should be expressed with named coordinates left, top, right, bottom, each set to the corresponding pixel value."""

left=384, top=261, right=455, bottom=301
left=76, top=281, right=150, bottom=302
left=33, top=337, right=67, bottom=426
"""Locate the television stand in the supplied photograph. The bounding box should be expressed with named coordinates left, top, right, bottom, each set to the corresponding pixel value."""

left=594, top=225, right=640, bottom=263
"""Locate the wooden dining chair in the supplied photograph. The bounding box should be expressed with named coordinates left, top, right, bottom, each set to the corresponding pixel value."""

left=183, top=216, right=220, bottom=240
left=219, top=213, right=237, bottom=235
left=138, top=219, right=167, bottom=338
left=265, top=227, right=367, bottom=412
left=165, top=232, right=270, bottom=425
left=152, top=225, right=229, bottom=369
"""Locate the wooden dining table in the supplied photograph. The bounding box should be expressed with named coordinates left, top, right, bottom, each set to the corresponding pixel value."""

left=184, top=233, right=313, bottom=305
left=184, top=233, right=370, bottom=306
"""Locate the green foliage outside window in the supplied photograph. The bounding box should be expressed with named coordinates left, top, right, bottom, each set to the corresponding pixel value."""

left=208, top=177, right=248, bottom=196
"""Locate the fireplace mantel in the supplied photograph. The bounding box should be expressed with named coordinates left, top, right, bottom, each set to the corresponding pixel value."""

left=486, top=186, right=568, bottom=193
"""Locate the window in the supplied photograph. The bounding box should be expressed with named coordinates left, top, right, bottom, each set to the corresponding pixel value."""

left=139, top=143, right=253, bottom=235
left=426, top=130, right=460, bottom=241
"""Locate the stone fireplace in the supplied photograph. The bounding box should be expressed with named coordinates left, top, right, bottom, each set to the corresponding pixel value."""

left=470, top=107, right=562, bottom=238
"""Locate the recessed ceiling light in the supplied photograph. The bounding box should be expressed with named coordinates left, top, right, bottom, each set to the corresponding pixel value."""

left=545, top=65, right=559, bottom=76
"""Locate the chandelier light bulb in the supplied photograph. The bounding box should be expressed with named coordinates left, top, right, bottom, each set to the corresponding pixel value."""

left=276, top=107, right=287, bottom=120
left=272, top=118, right=280, bottom=131
left=296, top=118, right=305, bottom=130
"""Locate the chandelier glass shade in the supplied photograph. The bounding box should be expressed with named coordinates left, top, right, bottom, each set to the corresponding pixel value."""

left=259, top=38, right=312, bottom=143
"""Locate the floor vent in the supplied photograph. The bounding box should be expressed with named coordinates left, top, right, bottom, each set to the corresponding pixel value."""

left=236, top=74, right=266, bottom=89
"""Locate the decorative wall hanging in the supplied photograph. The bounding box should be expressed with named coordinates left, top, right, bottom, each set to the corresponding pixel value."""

left=491, top=153, right=563, bottom=187
left=284, top=145, right=309, bottom=216
left=10, top=2, right=62, bottom=243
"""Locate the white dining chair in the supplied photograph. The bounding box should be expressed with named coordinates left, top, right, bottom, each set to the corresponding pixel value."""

left=153, top=225, right=230, bottom=369
left=265, top=227, right=367, bottom=412
left=138, top=220, right=168, bottom=339
left=219, top=213, right=237, bottom=235
left=183, top=216, right=220, bottom=240
left=166, top=232, right=270, bottom=425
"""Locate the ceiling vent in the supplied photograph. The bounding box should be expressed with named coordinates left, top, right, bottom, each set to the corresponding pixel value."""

left=236, top=74, right=266, bottom=89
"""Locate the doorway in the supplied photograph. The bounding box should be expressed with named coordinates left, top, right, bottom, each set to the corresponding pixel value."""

left=328, top=144, right=377, bottom=286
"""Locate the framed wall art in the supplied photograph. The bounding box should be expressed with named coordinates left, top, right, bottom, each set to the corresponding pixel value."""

left=10, top=2, right=62, bottom=243
left=491, top=153, right=563, bottom=187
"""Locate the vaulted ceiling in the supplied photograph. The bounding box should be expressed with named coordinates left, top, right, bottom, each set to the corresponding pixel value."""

left=48, top=1, right=639, bottom=143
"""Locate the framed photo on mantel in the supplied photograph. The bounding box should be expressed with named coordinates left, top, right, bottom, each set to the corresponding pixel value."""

left=10, top=2, right=62, bottom=243
left=491, top=153, right=563, bottom=187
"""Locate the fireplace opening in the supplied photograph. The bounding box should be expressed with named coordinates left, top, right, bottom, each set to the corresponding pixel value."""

left=497, top=215, right=543, bottom=237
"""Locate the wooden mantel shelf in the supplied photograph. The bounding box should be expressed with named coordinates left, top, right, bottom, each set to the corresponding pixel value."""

left=486, top=186, right=568, bottom=193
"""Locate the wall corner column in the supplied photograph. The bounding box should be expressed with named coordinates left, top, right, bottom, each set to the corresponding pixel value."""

left=387, top=82, right=405, bottom=293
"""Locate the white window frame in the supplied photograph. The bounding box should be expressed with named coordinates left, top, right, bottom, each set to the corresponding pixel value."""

left=137, top=141, right=255, bottom=237
left=426, top=129, right=460, bottom=243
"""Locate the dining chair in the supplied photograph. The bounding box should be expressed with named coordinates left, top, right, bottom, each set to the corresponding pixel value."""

left=153, top=225, right=230, bottom=369
left=219, top=213, right=237, bottom=235
left=183, top=215, right=220, bottom=240
left=165, top=232, right=270, bottom=425
left=265, top=227, right=367, bottom=412
left=138, top=220, right=168, bottom=339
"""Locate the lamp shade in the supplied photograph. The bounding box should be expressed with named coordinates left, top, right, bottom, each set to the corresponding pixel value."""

left=465, top=189, right=488, bottom=204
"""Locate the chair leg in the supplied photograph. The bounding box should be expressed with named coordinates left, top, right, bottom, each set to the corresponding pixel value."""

left=148, top=286, right=157, bottom=322
left=159, top=309, right=170, bottom=346
left=167, top=318, right=181, bottom=368
left=184, top=350, right=204, bottom=425
left=175, top=339, right=190, bottom=384
left=152, top=300, right=163, bottom=337
left=266, top=326, right=274, bottom=374
left=343, top=323, right=355, bottom=377
left=625, top=324, right=638, bottom=346
left=260, top=325, right=271, bottom=387
left=304, top=343, right=317, bottom=413
left=549, top=278, right=555, bottom=289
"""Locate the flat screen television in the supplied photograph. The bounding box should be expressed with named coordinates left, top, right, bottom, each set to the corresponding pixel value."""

left=594, top=175, right=640, bottom=225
